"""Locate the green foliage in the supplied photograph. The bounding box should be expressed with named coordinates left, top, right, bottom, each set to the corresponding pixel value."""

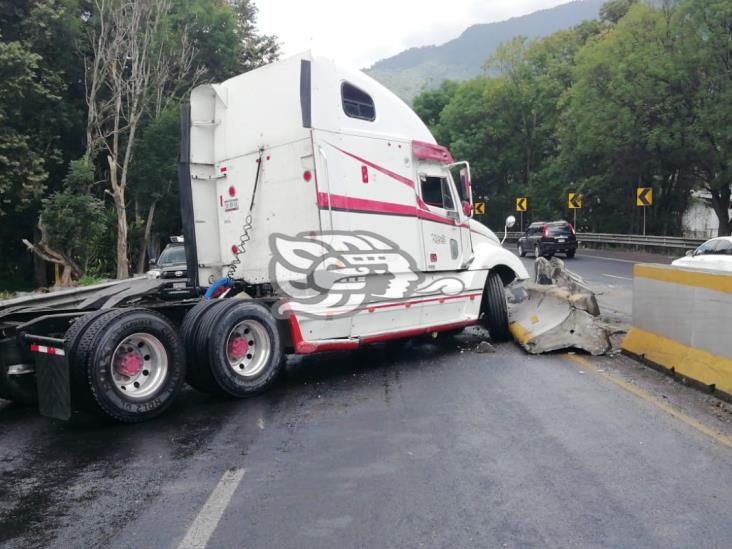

left=0, top=0, right=280, bottom=289
left=41, top=159, right=105, bottom=269
left=77, top=275, right=105, bottom=287
left=0, top=40, right=59, bottom=213
left=413, top=0, right=731, bottom=235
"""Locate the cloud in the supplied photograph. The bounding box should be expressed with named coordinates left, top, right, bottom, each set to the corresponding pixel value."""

left=256, top=0, right=575, bottom=68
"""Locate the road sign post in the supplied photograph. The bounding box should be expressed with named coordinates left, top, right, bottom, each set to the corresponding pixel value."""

left=636, top=188, right=653, bottom=235
left=568, top=193, right=582, bottom=228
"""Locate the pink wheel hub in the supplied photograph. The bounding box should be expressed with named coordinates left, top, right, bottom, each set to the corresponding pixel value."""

left=116, top=351, right=144, bottom=377
left=228, top=336, right=249, bottom=361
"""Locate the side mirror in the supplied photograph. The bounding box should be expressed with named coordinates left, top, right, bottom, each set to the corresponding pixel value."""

left=501, top=216, right=516, bottom=245
left=462, top=200, right=472, bottom=217
left=685, top=250, right=693, bottom=257
left=149, top=257, right=157, bottom=266
left=460, top=167, right=471, bottom=198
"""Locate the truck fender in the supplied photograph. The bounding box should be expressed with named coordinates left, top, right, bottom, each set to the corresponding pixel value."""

left=469, top=242, right=530, bottom=286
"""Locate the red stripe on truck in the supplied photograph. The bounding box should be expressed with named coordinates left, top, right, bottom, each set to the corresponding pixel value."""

left=316, top=192, right=465, bottom=227
left=332, top=146, right=415, bottom=188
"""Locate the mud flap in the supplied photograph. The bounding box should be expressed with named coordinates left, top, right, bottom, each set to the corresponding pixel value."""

left=31, top=345, right=71, bottom=420
left=508, top=284, right=611, bottom=356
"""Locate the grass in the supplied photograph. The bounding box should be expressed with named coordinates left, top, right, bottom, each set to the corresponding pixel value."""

left=77, top=275, right=106, bottom=287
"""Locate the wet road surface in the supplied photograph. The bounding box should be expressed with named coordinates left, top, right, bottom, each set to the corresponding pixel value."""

left=2, top=323, right=731, bottom=548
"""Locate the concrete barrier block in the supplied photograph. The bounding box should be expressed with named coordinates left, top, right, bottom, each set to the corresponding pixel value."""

left=622, top=264, right=732, bottom=396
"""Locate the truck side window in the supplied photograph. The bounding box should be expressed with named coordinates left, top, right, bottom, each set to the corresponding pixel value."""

left=420, top=176, right=455, bottom=210
left=342, top=82, right=375, bottom=121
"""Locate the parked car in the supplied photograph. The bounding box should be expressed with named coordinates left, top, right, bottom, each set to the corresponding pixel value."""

left=147, top=236, right=187, bottom=280
left=517, top=221, right=578, bottom=259
left=671, top=236, right=732, bottom=272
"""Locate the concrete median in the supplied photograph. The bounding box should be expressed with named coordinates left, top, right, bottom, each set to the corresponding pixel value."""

left=622, top=264, right=732, bottom=396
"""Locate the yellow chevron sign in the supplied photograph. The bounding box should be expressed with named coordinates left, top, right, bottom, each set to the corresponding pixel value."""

left=474, top=202, right=486, bottom=215
left=516, top=197, right=527, bottom=212
left=568, top=193, right=582, bottom=209
left=637, top=187, right=653, bottom=207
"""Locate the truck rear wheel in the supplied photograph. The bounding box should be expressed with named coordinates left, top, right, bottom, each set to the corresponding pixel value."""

left=206, top=301, right=284, bottom=397
left=69, top=309, right=186, bottom=422
left=184, top=299, right=242, bottom=395
left=181, top=299, right=229, bottom=394
left=481, top=272, right=511, bottom=342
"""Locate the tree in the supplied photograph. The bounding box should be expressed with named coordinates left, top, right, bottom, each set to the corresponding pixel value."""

left=675, top=0, right=732, bottom=236
left=84, top=0, right=195, bottom=279
left=230, top=0, right=279, bottom=72
left=128, top=106, right=181, bottom=273
left=412, top=81, right=458, bottom=132
left=0, top=40, right=54, bottom=214
left=559, top=4, right=694, bottom=234
left=1, top=1, right=88, bottom=287
left=22, top=160, right=105, bottom=286
left=599, top=0, right=639, bottom=24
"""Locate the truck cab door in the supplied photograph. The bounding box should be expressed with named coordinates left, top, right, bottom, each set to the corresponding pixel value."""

left=417, top=171, right=464, bottom=272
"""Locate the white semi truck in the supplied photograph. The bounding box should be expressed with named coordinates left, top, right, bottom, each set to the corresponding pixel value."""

left=0, top=53, right=528, bottom=423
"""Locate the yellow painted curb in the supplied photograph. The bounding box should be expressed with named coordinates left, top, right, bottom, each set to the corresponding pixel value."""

left=635, top=264, right=732, bottom=295
left=622, top=327, right=732, bottom=395
left=509, top=322, right=532, bottom=345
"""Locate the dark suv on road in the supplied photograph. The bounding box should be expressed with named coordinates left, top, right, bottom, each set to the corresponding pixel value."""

left=518, top=221, right=577, bottom=259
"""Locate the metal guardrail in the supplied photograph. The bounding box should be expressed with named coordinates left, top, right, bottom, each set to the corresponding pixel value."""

left=503, top=231, right=705, bottom=250
left=576, top=233, right=705, bottom=250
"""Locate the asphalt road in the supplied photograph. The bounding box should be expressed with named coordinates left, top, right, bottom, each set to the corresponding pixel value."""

left=2, top=248, right=731, bottom=549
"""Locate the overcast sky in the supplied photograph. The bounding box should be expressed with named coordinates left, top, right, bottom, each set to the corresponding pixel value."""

left=256, top=0, right=577, bottom=68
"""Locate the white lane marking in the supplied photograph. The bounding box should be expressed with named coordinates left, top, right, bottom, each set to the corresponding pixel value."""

left=602, top=274, right=633, bottom=281
left=177, top=468, right=246, bottom=549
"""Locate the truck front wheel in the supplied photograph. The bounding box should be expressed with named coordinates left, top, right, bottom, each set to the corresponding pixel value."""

left=481, top=272, right=511, bottom=342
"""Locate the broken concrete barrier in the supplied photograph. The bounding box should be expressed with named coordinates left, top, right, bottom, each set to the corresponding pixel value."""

left=507, top=258, right=611, bottom=356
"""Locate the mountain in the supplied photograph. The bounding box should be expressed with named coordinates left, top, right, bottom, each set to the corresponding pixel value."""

left=366, top=0, right=605, bottom=102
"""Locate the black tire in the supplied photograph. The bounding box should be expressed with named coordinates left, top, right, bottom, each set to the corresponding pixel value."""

left=188, top=299, right=243, bottom=395
left=67, top=309, right=129, bottom=412
left=0, top=355, right=37, bottom=405
left=71, top=308, right=186, bottom=423
left=206, top=301, right=285, bottom=397
left=180, top=299, right=231, bottom=394
left=566, top=250, right=576, bottom=259
left=481, top=272, right=511, bottom=342
left=518, top=243, right=526, bottom=257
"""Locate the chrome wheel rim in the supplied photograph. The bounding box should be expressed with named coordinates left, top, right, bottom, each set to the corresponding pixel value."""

left=111, top=333, right=168, bottom=400
left=225, top=320, right=271, bottom=378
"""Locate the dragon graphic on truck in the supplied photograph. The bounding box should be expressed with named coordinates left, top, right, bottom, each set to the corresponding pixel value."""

left=269, top=231, right=465, bottom=319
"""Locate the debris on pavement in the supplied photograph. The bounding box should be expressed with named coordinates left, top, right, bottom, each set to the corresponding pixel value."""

left=474, top=341, right=496, bottom=354
left=507, top=257, right=612, bottom=356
